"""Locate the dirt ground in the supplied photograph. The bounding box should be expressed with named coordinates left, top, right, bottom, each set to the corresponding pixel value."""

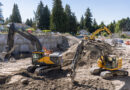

left=0, top=40, right=130, bottom=90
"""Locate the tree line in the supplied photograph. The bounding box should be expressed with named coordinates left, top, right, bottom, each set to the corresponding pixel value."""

left=4, top=0, right=130, bottom=34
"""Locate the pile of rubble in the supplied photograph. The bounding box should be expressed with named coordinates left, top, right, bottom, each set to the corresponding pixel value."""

left=0, top=39, right=130, bottom=90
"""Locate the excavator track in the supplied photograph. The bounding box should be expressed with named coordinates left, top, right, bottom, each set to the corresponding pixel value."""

left=27, top=66, right=38, bottom=73
left=91, top=68, right=128, bottom=79
left=35, top=66, right=61, bottom=76
left=100, top=71, right=113, bottom=79
left=113, top=70, right=128, bottom=76
left=90, top=67, right=101, bottom=75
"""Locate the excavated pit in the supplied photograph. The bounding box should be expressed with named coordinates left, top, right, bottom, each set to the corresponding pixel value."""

left=0, top=38, right=130, bottom=90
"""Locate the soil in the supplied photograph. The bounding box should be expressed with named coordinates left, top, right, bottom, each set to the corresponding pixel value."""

left=0, top=39, right=130, bottom=90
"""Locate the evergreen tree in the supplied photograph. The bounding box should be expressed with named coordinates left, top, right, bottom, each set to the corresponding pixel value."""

left=65, top=4, right=71, bottom=32
left=70, top=13, right=77, bottom=35
left=99, top=21, right=105, bottom=28
left=35, top=1, right=44, bottom=29
left=108, top=21, right=115, bottom=33
left=42, top=5, right=50, bottom=29
left=84, top=8, right=93, bottom=33
left=80, top=15, right=84, bottom=29
left=25, top=18, right=33, bottom=27
left=92, top=19, right=98, bottom=32
left=5, top=17, right=9, bottom=24
left=50, top=0, right=66, bottom=32
left=115, top=17, right=130, bottom=32
left=10, top=4, right=22, bottom=23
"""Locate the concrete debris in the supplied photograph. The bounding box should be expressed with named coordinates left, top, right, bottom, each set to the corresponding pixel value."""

left=0, top=35, right=130, bottom=90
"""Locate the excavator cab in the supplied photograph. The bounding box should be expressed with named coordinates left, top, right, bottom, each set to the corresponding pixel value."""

left=97, top=55, right=122, bottom=70
left=100, top=55, right=122, bottom=70
left=32, top=52, right=44, bottom=65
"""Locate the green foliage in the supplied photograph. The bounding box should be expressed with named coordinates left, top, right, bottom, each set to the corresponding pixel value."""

left=80, top=15, right=84, bottom=29
left=42, top=30, right=51, bottom=33
left=115, top=17, right=130, bottom=33
left=50, top=0, right=67, bottom=33
left=25, top=18, right=33, bottom=27
left=65, top=4, right=78, bottom=34
left=4, top=18, right=10, bottom=24
left=65, top=4, right=71, bottom=32
left=107, top=21, right=116, bottom=33
left=70, top=13, right=77, bottom=35
left=121, top=34, right=127, bottom=38
left=42, top=5, right=50, bottom=30
left=84, top=8, right=93, bottom=33
left=102, top=32, right=107, bottom=37
left=115, top=21, right=120, bottom=33
left=10, top=4, right=22, bottom=23
left=99, top=21, right=105, bottom=28
left=35, top=1, right=50, bottom=30
left=35, top=1, right=44, bottom=29
left=92, top=19, right=99, bottom=32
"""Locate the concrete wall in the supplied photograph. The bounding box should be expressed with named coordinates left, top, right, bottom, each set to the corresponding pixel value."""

left=0, top=34, right=63, bottom=53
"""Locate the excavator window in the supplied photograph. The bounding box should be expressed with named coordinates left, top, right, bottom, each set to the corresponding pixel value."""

left=32, top=53, right=43, bottom=60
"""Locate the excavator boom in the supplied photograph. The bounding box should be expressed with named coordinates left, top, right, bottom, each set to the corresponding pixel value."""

left=84, top=26, right=111, bottom=40
left=5, top=23, right=42, bottom=60
left=90, top=26, right=111, bottom=40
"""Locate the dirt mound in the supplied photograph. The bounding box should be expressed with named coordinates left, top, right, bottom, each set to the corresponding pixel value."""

left=75, top=40, right=114, bottom=69
left=0, top=40, right=117, bottom=90
left=0, top=70, right=115, bottom=90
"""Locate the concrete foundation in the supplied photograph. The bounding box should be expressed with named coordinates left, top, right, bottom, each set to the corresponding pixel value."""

left=0, top=34, right=64, bottom=53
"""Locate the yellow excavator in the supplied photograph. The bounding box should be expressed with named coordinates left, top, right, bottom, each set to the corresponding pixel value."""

left=84, top=26, right=111, bottom=40
left=5, top=23, right=63, bottom=75
left=90, top=54, right=128, bottom=79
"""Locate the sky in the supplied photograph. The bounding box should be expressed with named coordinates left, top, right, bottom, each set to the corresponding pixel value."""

left=0, top=0, right=130, bottom=25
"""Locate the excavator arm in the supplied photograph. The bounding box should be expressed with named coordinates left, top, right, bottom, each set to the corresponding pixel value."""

left=5, top=23, right=42, bottom=60
left=90, top=26, right=111, bottom=40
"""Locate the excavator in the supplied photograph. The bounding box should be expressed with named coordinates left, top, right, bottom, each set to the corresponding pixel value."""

left=88, top=27, right=128, bottom=79
left=84, top=26, right=111, bottom=40
left=70, top=27, right=128, bottom=83
left=4, top=23, right=63, bottom=75
left=70, top=41, right=128, bottom=82
left=90, top=54, right=128, bottom=79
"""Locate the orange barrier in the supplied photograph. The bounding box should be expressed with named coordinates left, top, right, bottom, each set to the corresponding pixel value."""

left=125, top=41, right=130, bottom=45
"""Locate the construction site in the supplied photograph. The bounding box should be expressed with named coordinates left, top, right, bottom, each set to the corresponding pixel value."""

left=0, top=23, right=129, bottom=90
left=0, top=0, right=130, bottom=90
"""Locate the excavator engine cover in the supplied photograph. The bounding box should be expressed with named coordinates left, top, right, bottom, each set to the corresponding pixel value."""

left=32, top=52, right=63, bottom=66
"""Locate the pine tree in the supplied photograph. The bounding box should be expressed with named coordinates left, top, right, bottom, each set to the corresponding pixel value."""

left=99, top=21, right=105, bottom=28
left=65, top=4, right=72, bottom=32
left=35, top=1, right=44, bottom=29
left=70, top=13, right=77, bottom=35
left=80, top=15, right=84, bottom=29
left=42, top=5, right=50, bottom=29
left=5, top=18, right=9, bottom=24
left=92, top=19, right=98, bottom=32
left=25, top=18, right=33, bottom=27
left=50, top=0, right=66, bottom=32
left=10, top=4, right=22, bottom=23
left=84, top=8, right=93, bottom=33
left=108, top=21, right=115, bottom=33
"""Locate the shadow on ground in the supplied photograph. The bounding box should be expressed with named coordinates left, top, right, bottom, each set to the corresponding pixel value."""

left=111, top=76, right=130, bottom=90
left=17, top=69, right=70, bottom=80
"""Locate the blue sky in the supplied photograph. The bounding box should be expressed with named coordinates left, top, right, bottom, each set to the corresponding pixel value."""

left=0, top=0, right=130, bottom=25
